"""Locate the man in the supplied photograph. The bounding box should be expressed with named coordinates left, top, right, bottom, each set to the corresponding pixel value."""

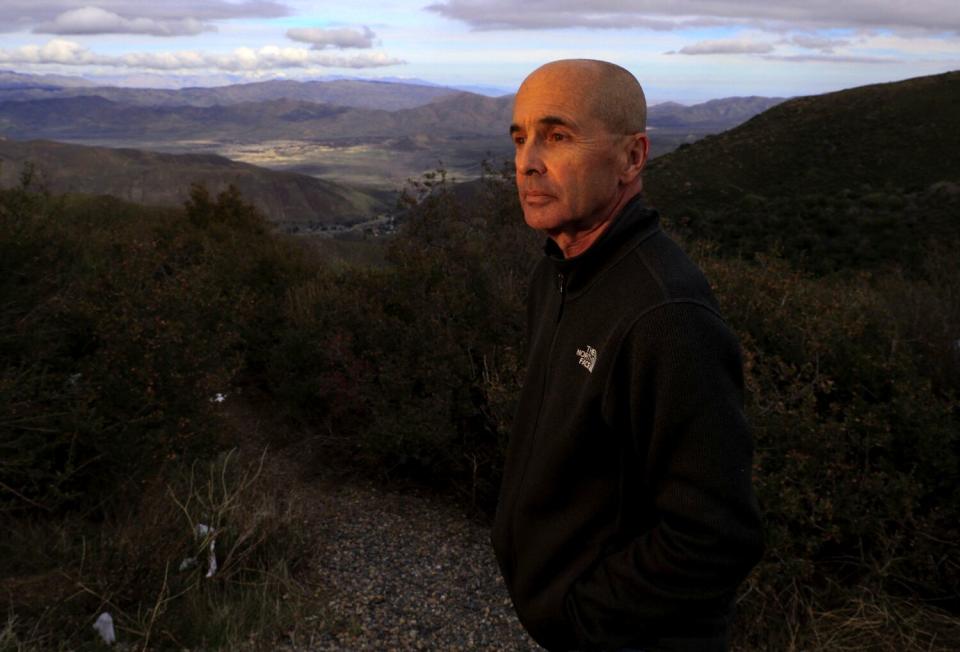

left=491, top=60, right=763, bottom=651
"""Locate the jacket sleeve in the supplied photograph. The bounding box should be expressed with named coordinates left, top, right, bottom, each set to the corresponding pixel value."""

left=565, top=301, right=764, bottom=649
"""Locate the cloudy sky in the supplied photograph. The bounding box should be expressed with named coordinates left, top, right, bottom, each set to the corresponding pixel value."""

left=1, top=1, right=958, bottom=102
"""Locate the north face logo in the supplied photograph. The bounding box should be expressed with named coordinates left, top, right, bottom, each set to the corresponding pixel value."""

left=576, top=345, right=598, bottom=373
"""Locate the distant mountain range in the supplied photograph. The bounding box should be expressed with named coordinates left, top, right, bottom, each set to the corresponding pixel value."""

left=0, top=92, right=514, bottom=143
left=0, top=75, right=461, bottom=110
left=648, top=96, right=784, bottom=129
left=0, top=138, right=390, bottom=232
left=0, top=70, right=96, bottom=90
left=0, top=70, right=789, bottom=228
left=0, top=71, right=782, bottom=155
left=3, top=67, right=950, bottom=270
left=0, top=70, right=513, bottom=97
left=0, top=86, right=517, bottom=190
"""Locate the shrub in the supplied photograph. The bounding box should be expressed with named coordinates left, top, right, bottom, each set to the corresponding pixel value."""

left=5, top=170, right=956, bottom=647
left=0, top=183, right=305, bottom=514
left=699, top=249, right=959, bottom=611
left=662, top=182, right=960, bottom=276
left=267, top=167, right=539, bottom=505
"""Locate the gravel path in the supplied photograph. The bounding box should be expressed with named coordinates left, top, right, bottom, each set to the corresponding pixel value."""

left=299, top=476, right=541, bottom=651
left=224, top=399, right=538, bottom=651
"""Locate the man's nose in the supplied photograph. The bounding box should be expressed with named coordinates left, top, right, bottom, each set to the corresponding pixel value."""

left=516, top=139, right=546, bottom=176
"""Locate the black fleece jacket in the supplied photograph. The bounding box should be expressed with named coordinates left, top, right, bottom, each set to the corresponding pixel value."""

left=491, top=196, right=763, bottom=651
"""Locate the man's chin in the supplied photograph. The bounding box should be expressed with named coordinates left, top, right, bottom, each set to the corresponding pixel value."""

left=522, top=207, right=569, bottom=232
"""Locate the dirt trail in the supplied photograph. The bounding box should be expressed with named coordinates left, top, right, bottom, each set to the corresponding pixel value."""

left=225, top=398, right=540, bottom=651
left=296, top=477, right=539, bottom=651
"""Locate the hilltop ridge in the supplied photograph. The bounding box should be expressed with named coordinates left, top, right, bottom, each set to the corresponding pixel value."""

left=648, top=70, right=960, bottom=200
left=0, top=74, right=459, bottom=110
left=646, top=69, right=960, bottom=273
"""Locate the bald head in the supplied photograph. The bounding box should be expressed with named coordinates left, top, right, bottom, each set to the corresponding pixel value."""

left=517, top=59, right=647, bottom=136
left=510, top=59, right=651, bottom=256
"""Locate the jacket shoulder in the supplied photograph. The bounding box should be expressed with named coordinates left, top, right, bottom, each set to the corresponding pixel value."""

left=629, top=230, right=718, bottom=308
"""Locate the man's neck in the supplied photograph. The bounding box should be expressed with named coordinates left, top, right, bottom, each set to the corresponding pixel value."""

left=549, top=185, right=641, bottom=258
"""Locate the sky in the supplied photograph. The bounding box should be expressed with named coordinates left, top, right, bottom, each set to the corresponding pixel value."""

left=0, top=1, right=958, bottom=103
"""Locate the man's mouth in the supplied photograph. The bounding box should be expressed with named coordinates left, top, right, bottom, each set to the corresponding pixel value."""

left=522, top=191, right=555, bottom=205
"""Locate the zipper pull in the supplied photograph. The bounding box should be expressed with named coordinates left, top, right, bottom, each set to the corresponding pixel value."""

left=556, top=272, right=566, bottom=322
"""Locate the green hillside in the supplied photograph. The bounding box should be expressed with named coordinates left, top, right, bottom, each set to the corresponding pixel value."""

left=0, top=138, right=390, bottom=231
left=646, top=70, right=960, bottom=274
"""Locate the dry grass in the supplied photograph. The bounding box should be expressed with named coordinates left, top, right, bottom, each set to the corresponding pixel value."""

left=0, top=447, right=320, bottom=651
left=734, top=571, right=960, bottom=651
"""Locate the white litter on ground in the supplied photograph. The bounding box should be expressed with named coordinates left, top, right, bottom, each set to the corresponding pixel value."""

left=194, top=523, right=218, bottom=578
left=206, top=538, right=218, bottom=578
left=92, top=612, right=116, bottom=645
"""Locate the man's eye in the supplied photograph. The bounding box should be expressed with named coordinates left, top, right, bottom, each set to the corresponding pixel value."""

left=550, top=132, right=567, bottom=142
left=514, top=136, right=526, bottom=145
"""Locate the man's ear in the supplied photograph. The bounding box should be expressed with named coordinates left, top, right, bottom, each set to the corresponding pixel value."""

left=620, top=132, right=649, bottom=184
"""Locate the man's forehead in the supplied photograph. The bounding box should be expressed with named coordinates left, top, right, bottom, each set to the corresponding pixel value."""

left=518, top=68, right=596, bottom=102
left=512, top=59, right=647, bottom=136
left=514, top=63, right=608, bottom=115
left=512, top=86, right=596, bottom=131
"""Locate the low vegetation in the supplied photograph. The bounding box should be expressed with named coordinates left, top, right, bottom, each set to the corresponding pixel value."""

left=657, top=181, right=960, bottom=276
left=1, top=175, right=318, bottom=649
left=2, top=162, right=958, bottom=648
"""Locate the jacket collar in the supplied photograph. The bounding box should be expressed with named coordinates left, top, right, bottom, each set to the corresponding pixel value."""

left=544, top=194, right=661, bottom=298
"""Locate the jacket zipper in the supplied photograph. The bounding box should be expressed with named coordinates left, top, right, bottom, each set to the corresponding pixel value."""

left=506, top=271, right=566, bottom=566
left=556, top=272, right=566, bottom=322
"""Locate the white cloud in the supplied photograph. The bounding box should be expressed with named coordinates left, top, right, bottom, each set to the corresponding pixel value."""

left=286, top=26, right=376, bottom=49
left=676, top=39, right=775, bottom=55
left=670, top=33, right=911, bottom=62
left=423, top=2, right=716, bottom=31
left=426, top=0, right=960, bottom=35
left=34, top=7, right=212, bottom=37
left=0, top=39, right=98, bottom=65
left=854, top=33, right=960, bottom=56
left=764, top=53, right=898, bottom=64
left=0, top=39, right=405, bottom=71
left=0, top=1, right=289, bottom=35
left=789, top=34, right=850, bottom=53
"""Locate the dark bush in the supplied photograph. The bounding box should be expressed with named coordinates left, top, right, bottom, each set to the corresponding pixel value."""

left=700, top=250, right=959, bottom=607
left=4, top=169, right=957, bottom=647
left=0, top=182, right=304, bottom=514
left=266, top=169, right=958, bottom=611
left=267, top=167, right=539, bottom=505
